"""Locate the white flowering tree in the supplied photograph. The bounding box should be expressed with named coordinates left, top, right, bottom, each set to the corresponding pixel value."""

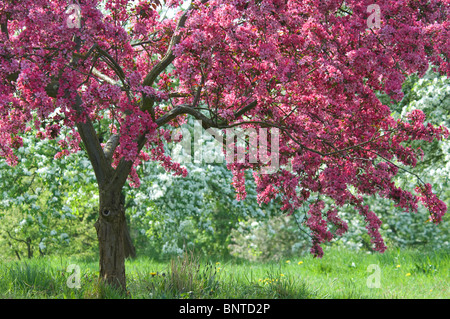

left=0, top=131, right=98, bottom=259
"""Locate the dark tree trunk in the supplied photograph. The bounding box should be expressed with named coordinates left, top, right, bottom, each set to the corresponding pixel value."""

left=42, top=38, right=141, bottom=293
left=94, top=184, right=136, bottom=292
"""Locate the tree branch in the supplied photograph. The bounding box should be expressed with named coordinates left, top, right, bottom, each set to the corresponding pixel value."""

left=234, top=100, right=258, bottom=119
left=42, top=36, right=113, bottom=187
left=155, top=103, right=218, bottom=128
left=141, top=2, right=206, bottom=115
left=92, top=67, right=120, bottom=86
left=1, top=12, right=10, bottom=40
left=367, top=150, right=427, bottom=185
left=103, top=134, right=120, bottom=163
left=73, top=94, right=113, bottom=187
left=6, top=229, right=28, bottom=245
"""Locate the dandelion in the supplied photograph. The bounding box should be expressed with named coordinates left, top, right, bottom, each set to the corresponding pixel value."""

left=280, top=274, right=285, bottom=277
left=150, top=272, right=157, bottom=276
left=406, top=273, right=411, bottom=277
left=286, top=260, right=291, bottom=264
left=298, top=261, right=303, bottom=265
left=396, top=265, right=401, bottom=268
left=216, top=262, right=220, bottom=265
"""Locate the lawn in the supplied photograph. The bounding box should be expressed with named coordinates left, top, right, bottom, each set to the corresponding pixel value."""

left=0, top=246, right=448, bottom=299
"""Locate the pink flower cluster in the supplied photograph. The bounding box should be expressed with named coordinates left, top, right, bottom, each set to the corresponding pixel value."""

left=149, top=142, right=188, bottom=179
left=306, top=201, right=333, bottom=258
left=352, top=198, right=387, bottom=253
left=227, top=161, right=255, bottom=201
left=416, top=183, right=448, bottom=224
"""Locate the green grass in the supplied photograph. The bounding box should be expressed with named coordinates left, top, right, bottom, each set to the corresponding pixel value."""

left=0, top=247, right=448, bottom=299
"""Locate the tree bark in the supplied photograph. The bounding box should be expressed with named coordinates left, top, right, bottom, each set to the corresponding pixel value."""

left=94, top=184, right=136, bottom=292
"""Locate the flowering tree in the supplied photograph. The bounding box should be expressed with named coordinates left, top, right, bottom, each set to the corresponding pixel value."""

left=1, top=0, right=449, bottom=291
left=0, top=131, right=98, bottom=259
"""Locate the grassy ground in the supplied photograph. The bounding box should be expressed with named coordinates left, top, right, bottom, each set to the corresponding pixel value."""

left=0, top=246, right=448, bottom=299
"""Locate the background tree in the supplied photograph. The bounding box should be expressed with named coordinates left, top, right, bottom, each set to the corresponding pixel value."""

left=127, top=161, right=278, bottom=259
left=1, top=0, right=449, bottom=292
left=0, top=130, right=98, bottom=260
left=124, top=116, right=281, bottom=259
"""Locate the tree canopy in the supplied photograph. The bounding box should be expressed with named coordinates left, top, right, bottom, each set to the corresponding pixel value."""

left=1, top=0, right=449, bottom=265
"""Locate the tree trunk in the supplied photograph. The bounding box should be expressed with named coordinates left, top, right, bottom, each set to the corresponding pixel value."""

left=94, top=184, right=136, bottom=292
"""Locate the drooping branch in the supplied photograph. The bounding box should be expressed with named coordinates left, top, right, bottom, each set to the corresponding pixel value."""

left=367, top=149, right=427, bottom=186
left=95, top=45, right=129, bottom=91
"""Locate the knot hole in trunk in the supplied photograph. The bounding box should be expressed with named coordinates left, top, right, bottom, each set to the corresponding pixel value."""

left=102, top=209, right=111, bottom=217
